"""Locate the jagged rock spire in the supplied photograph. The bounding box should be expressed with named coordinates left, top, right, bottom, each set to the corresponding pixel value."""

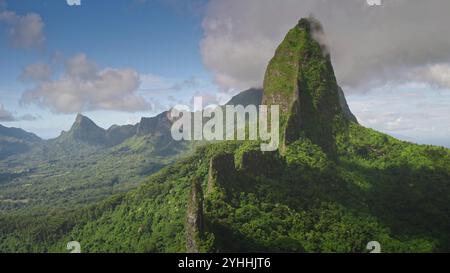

left=262, top=17, right=355, bottom=156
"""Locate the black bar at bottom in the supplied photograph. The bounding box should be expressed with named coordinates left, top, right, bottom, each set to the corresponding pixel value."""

left=0, top=253, right=446, bottom=272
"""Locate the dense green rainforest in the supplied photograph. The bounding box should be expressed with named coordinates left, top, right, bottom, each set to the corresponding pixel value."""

left=1, top=18, right=449, bottom=253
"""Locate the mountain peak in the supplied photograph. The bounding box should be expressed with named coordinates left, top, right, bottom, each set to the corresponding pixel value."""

left=74, top=113, right=97, bottom=126
left=226, top=88, right=263, bottom=107
left=297, top=17, right=320, bottom=34
left=136, top=111, right=172, bottom=136
left=262, top=17, right=355, bottom=155
left=75, top=113, right=87, bottom=123
left=58, top=113, right=107, bottom=145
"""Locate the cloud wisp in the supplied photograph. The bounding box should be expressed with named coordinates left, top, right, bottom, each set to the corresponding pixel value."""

left=21, top=53, right=150, bottom=114
left=0, top=104, right=15, bottom=121
left=66, top=0, right=81, bottom=6
left=19, top=62, right=52, bottom=83
left=0, top=9, right=45, bottom=49
left=347, top=83, right=450, bottom=147
left=0, top=104, right=39, bottom=122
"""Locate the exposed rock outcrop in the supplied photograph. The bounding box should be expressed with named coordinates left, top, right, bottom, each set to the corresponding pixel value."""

left=262, top=18, right=355, bottom=156
left=337, top=86, right=358, bottom=124
left=207, top=153, right=236, bottom=195
left=237, top=149, right=283, bottom=177
left=64, top=113, right=108, bottom=145
left=186, top=178, right=204, bottom=253
left=136, top=111, right=173, bottom=137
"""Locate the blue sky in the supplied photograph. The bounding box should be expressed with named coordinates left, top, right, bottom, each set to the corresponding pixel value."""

left=1, top=0, right=449, bottom=148
left=0, top=0, right=206, bottom=77
left=0, top=0, right=215, bottom=138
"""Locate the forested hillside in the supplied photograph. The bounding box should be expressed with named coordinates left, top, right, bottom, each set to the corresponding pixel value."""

left=1, top=18, right=449, bottom=253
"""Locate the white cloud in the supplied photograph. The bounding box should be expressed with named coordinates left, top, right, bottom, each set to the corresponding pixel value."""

left=21, top=53, right=150, bottom=114
left=201, top=0, right=450, bottom=92
left=347, top=84, right=450, bottom=147
left=0, top=10, right=45, bottom=49
left=189, top=91, right=220, bottom=107
left=19, top=62, right=52, bottom=82
left=138, top=73, right=218, bottom=110
left=0, top=104, right=39, bottom=122
left=65, top=53, right=98, bottom=80
left=366, top=0, right=382, bottom=6
left=0, top=104, right=15, bottom=121
left=139, top=74, right=201, bottom=93
left=20, top=113, right=40, bottom=121
left=66, top=0, right=81, bottom=6
left=409, top=64, right=450, bottom=90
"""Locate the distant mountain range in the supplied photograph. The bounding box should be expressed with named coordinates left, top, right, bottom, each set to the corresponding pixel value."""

left=0, top=124, right=41, bottom=160
left=0, top=88, right=268, bottom=214
left=0, top=87, right=267, bottom=150
left=0, top=84, right=356, bottom=156
left=56, top=111, right=173, bottom=147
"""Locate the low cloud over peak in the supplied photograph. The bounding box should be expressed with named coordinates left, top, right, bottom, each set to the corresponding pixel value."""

left=201, top=0, right=450, bottom=92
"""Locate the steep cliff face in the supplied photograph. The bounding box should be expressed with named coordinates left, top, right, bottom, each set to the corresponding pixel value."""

left=338, top=86, right=358, bottom=124
left=207, top=153, right=236, bottom=195
left=136, top=111, right=173, bottom=137
left=237, top=148, right=283, bottom=177
left=262, top=18, right=352, bottom=155
left=63, top=113, right=108, bottom=145
left=186, top=178, right=204, bottom=253
left=106, top=124, right=137, bottom=146
left=55, top=111, right=176, bottom=147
